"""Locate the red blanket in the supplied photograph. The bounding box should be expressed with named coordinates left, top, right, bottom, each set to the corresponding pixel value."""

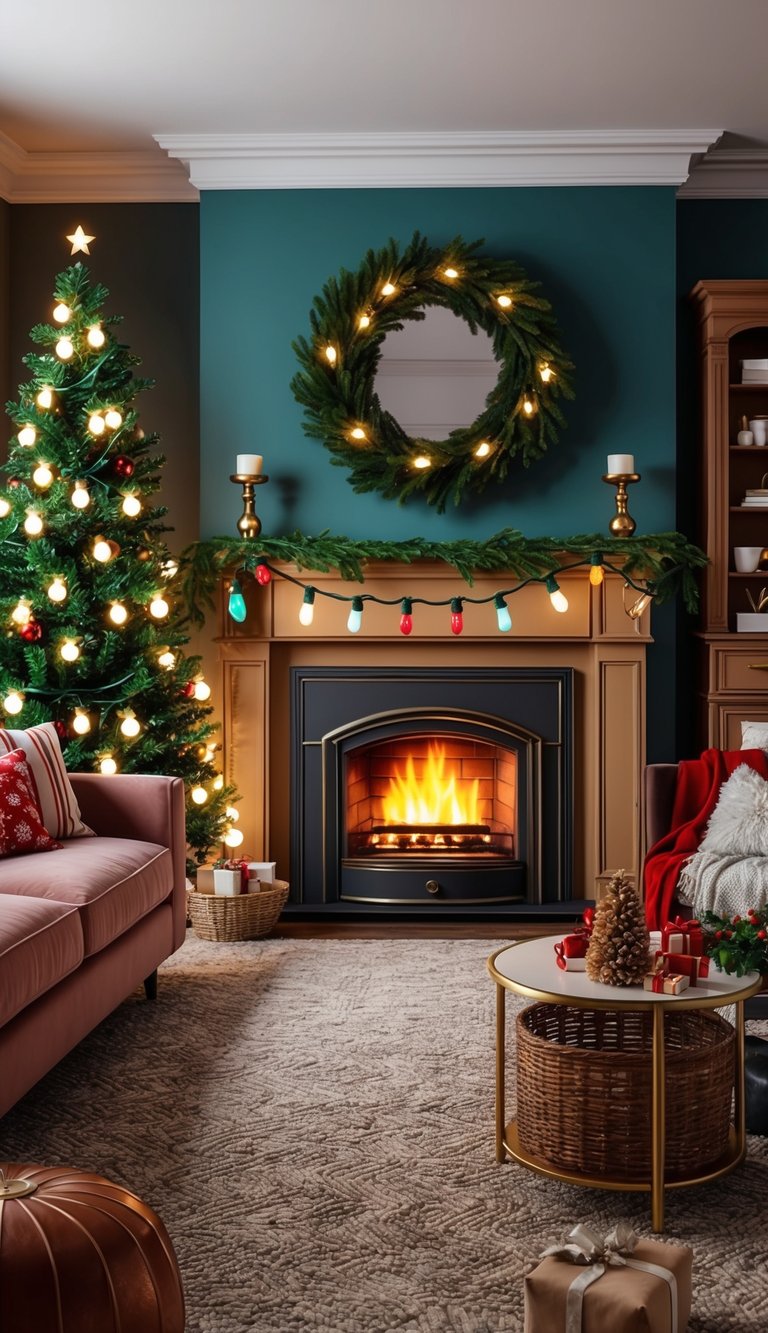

left=644, top=746, right=768, bottom=928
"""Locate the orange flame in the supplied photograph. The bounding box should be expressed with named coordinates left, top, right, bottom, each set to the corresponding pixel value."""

left=382, top=743, right=480, bottom=825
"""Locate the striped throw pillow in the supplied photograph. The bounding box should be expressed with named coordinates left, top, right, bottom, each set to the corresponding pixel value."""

left=0, top=723, right=93, bottom=839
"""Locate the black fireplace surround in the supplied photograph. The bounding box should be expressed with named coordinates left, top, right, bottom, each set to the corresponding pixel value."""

left=290, top=666, right=573, bottom=915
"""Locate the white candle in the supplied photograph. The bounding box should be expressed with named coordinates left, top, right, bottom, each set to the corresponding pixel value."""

left=237, top=454, right=263, bottom=476
left=607, top=453, right=635, bottom=474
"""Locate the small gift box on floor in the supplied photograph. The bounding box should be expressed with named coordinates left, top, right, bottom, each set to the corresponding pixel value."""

left=524, top=1223, right=692, bottom=1332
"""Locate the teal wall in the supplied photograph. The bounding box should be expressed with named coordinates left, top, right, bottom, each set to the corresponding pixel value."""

left=200, top=188, right=677, bottom=542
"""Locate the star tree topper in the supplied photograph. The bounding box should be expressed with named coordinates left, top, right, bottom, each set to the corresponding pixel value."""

left=67, top=225, right=95, bottom=255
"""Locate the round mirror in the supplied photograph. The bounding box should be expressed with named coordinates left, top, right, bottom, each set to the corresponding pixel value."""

left=376, top=307, right=497, bottom=441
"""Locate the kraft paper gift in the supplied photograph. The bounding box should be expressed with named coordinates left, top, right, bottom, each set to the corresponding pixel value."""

left=524, top=1223, right=692, bottom=1333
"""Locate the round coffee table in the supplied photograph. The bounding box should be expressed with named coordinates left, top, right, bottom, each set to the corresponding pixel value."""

left=488, top=937, right=762, bottom=1231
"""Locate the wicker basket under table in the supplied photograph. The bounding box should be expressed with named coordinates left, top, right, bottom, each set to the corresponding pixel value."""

left=187, top=880, right=289, bottom=941
left=516, top=1002, right=735, bottom=1181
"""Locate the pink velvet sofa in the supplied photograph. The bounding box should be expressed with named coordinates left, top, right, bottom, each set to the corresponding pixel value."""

left=0, top=772, right=187, bottom=1118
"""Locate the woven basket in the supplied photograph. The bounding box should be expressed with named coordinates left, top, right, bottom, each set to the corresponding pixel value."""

left=516, top=1003, right=735, bottom=1181
left=187, top=880, right=289, bottom=942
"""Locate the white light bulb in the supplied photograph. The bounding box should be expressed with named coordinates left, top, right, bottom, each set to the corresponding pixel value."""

left=24, top=511, right=44, bottom=536
left=109, top=602, right=128, bottom=626
left=11, top=599, right=31, bottom=626
left=443, top=267, right=459, bottom=279
left=0, top=498, right=11, bottom=518
left=3, top=691, right=24, bottom=715
left=60, top=639, right=80, bottom=662
left=149, top=595, right=169, bottom=619
left=104, top=408, right=123, bottom=430
left=358, top=314, right=371, bottom=330
left=193, top=679, right=212, bottom=701
left=225, top=805, right=240, bottom=822
left=298, top=601, right=315, bottom=627
left=71, top=484, right=90, bottom=509
left=161, top=559, right=179, bottom=580
left=122, top=494, right=142, bottom=517
left=100, top=756, right=117, bottom=775
left=120, top=714, right=141, bottom=738
left=93, top=539, right=113, bottom=562
left=549, top=587, right=569, bottom=614
left=47, top=576, right=67, bottom=603
left=324, top=345, right=337, bottom=364
left=18, top=424, right=37, bottom=447
left=55, top=337, right=74, bottom=360
left=88, top=413, right=106, bottom=436
left=213, top=774, right=224, bottom=791
left=33, top=463, right=54, bottom=488
left=523, top=398, right=535, bottom=416
left=540, top=364, right=554, bottom=383
left=496, top=294, right=512, bottom=309
left=224, top=827, right=244, bottom=848
left=36, top=387, right=54, bottom=409
left=381, top=281, right=396, bottom=296
left=87, top=325, right=105, bottom=349
left=72, top=710, right=91, bottom=735
left=52, top=302, right=72, bottom=324
left=474, top=441, right=491, bottom=459
left=413, top=455, right=431, bottom=470
left=350, top=427, right=367, bottom=441
left=158, top=650, right=176, bottom=670
left=191, top=785, right=208, bottom=805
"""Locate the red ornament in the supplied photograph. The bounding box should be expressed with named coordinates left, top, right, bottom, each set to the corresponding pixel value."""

left=20, top=619, right=43, bottom=642
left=7, top=478, right=20, bottom=489
left=255, top=563, right=272, bottom=586
left=53, top=720, right=67, bottom=740
left=181, top=681, right=195, bottom=698
left=113, top=455, right=135, bottom=478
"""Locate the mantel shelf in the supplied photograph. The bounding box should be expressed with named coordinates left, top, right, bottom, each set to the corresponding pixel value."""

left=729, top=505, right=768, bottom=512
left=729, top=383, right=768, bottom=391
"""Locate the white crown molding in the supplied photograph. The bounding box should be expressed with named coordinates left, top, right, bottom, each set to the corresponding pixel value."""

left=678, top=148, right=768, bottom=198
left=0, top=130, right=197, bottom=203
left=155, top=129, right=722, bottom=191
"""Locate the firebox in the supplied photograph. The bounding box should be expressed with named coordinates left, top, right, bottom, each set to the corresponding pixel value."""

left=290, top=666, right=573, bottom=912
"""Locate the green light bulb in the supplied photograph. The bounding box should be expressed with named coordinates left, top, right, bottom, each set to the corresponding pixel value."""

left=228, top=578, right=247, bottom=623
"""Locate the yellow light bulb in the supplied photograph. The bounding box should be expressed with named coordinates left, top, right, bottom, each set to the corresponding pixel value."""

left=589, top=564, right=605, bottom=587
left=540, top=364, right=554, bottom=383
left=627, top=590, right=653, bottom=621
left=109, top=602, right=128, bottom=626
left=358, top=314, right=371, bottom=330
left=0, top=497, right=10, bottom=518
left=443, top=267, right=459, bottom=279
left=47, top=576, right=67, bottom=603
left=122, top=494, right=142, bottom=517
left=100, top=755, right=117, bottom=775
left=93, top=539, right=113, bottom=562
left=72, top=710, right=91, bottom=735
left=193, top=679, right=212, bottom=701
left=17, top=425, right=36, bottom=447
left=120, top=713, right=141, bottom=738
left=413, top=455, right=431, bottom=470
left=33, top=463, right=54, bottom=488
left=213, top=774, right=224, bottom=791
left=60, top=639, right=80, bottom=662
left=496, top=294, right=512, bottom=309
left=324, top=345, right=337, bottom=365
left=104, top=408, right=123, bottom=430
left=158, top=650, right=176, bottom=670
left=474, top=441, right=492, bottom=459
left=11, top=600, right=31, bottom=626
left=149, top=595, right=169, bottom=619
left=87, top=325, right=106, bottom=349
left=71, top=484, right=91, bottom=509
left=3, top=691, right=24, bottom=715
left=381, top=281, right=396, bottom=297
left=226, top=805, right=239, bottom=822
left=191, top=786, right=208, bottom=805
left=52, top=302, right=72, bottom=324
left=350, top=427, right=367, bottom=441
left=36, top=387, right=54, bottom=409
left=55, top=337, right=74, bottom=360
left=224, top=826, right=244, bottom=848
left=88, top=413, right=106, bottom=436
left=24, top=511, right=44, bottom=536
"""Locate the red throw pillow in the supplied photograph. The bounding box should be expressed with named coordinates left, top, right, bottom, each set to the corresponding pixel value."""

left=0, top=748, right=62, bottom=857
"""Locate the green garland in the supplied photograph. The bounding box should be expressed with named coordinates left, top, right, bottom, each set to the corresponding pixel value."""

left=180, top=529, right=707, bottom=628
left=290, top=232, right=574, bottom=512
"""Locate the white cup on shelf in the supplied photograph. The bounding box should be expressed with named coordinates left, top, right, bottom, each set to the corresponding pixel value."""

left=734, top=546, right=764, bottom=572
left=749, top=418, right=768, bottom=446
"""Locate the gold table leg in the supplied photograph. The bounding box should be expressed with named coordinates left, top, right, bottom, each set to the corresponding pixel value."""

left=651, top=1005, right=666, bottom=1232
left=495, top=982, right=506, bottom=1162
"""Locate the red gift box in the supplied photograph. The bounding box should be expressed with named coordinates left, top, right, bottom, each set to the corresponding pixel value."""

left=655, top=950, right=709, bottom=985
left=554, top=911, right=594, bottom=970
left=222, top=857, right=250, bottom=892
left=669, top=915, right=705, bottom=956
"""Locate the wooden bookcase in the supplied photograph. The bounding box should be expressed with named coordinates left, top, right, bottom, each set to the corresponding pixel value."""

left=691, top=280, right=768, bottom=745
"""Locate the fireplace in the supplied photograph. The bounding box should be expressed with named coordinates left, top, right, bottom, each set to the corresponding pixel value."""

left=290, top=666, right=573, bottom=908
left=217, top=559, right=649, bottom=917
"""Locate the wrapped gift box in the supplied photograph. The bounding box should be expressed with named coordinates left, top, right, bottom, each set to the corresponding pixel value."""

left=643, top=969, right=689, bottom=995
left=651, top=919, right=705, bottom=957
left=655, top=950, right=709, bottom=985
left=524, top=1235, right=692, bottom=1332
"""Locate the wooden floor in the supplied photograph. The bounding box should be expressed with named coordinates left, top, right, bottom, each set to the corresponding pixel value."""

left=273, top=919, right=570, bottom=940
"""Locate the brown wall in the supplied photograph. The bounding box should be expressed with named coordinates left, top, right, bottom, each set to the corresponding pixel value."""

left=6, top=204, right=200, bottom=554
left=0, top=200, right=10, bottom=426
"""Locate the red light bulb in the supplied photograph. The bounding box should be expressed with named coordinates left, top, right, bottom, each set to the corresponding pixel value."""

left=255, top=563, right=272, bottom=586
left=450, top=598, right=464, bottom=635
left=399, top=598, right=413, bottom=635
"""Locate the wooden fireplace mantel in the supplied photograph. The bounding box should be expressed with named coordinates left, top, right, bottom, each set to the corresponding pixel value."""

left=216, top=561, right=651, bottom=907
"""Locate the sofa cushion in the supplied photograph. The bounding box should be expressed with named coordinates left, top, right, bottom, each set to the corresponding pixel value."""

left=0, top=895, right=83, bottom=1026
left=0, top=723, right=93, bottom=839
left=0, top=837, right=173, bottom=957
left=0, top=749, right=62, bottom=857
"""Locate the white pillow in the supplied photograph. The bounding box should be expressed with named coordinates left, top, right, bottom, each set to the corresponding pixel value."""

left=699, top=763, right=768, bottom=857
left=741, top=720, right=768, bottom=751
left=0, top=723, right=93, bottom=839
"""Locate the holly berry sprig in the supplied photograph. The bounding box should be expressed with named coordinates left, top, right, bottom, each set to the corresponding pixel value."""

left=702, top=908, right=768, bottom=977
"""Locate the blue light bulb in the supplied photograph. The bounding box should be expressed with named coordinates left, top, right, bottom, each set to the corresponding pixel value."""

left=227, top=578, right=247, bottom=623
left=494, top=593, right=512, bottom=633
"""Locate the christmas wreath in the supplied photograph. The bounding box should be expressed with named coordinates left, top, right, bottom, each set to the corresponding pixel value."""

left=290, top=232, right=574, bottom=512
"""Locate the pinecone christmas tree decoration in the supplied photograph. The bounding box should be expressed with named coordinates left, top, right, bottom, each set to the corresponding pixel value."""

left=585, top=870, right=651, bottom=986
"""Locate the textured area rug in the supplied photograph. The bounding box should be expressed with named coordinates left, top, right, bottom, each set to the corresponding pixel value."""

left=2, top=936, right=768, bottom=1332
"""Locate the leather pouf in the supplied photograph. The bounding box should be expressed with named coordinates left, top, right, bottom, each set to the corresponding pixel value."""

left=0, top=1163, right=185, bottom=1332
left=746, top=1035, right=768, bottom=1137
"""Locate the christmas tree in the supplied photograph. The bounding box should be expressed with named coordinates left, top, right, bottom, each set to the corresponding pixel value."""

left=585, top=870, right=650, bottom=986
left=1, top=240, right=237, bottom=869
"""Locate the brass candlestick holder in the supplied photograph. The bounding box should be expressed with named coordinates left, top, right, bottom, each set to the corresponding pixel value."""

left=230, top=473, right=269, bottom=539
left=602, top=471, right=641, bottom=537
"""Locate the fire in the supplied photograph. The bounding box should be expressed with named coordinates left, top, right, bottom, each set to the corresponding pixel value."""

left=382, top=743, right=480, bottom=826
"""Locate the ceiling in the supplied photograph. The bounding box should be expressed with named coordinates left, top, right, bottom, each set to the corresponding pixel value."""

left=2, top=0, right=768, bottom=198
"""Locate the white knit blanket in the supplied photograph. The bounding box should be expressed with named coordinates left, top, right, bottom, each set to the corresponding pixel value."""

left=678, top=850, right=768, bottom=918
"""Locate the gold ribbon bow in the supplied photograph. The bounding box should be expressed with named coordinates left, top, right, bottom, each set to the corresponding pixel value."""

left=538, top=1223, right=678, bottom=1333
